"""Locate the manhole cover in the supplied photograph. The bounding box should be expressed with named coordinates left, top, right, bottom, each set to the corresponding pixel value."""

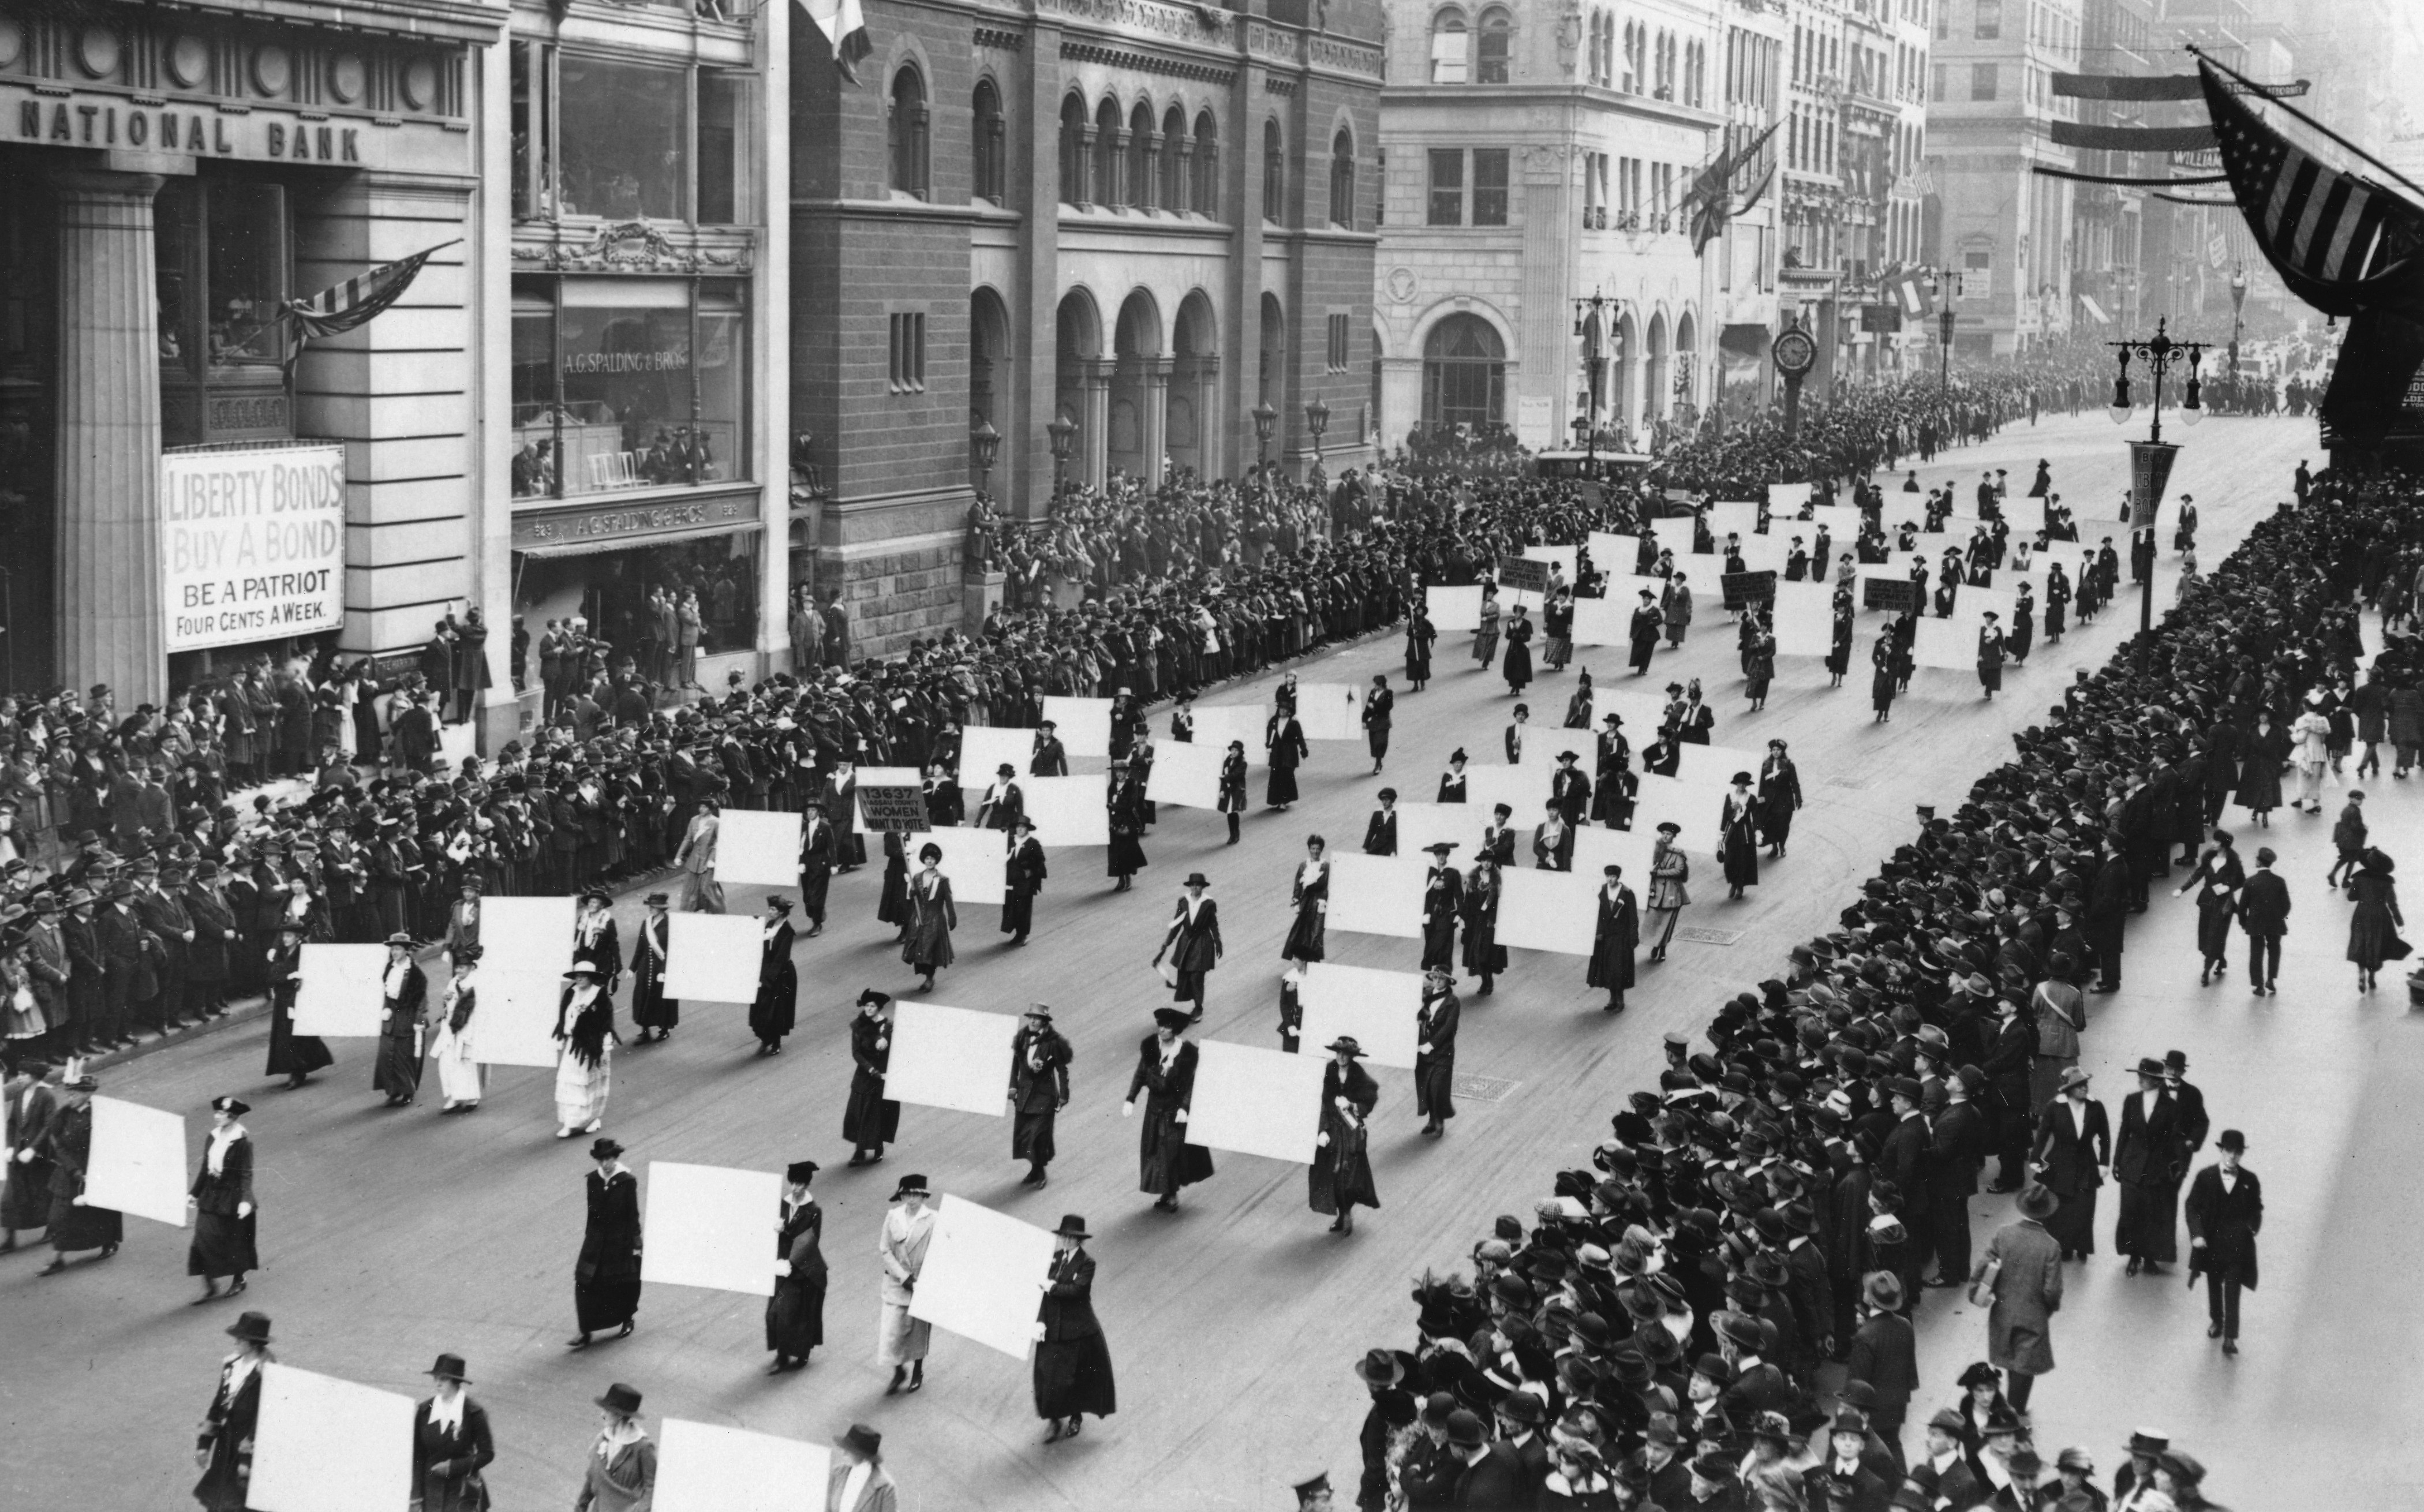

left=1452, top=1074, right=1521, bottom=1102
left=1674, top=926, right=1743, bottom=946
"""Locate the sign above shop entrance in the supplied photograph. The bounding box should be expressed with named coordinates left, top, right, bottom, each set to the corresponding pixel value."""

left=512, top=491, right=762, bottom=555
left=2, top=83, right=469, bottom=177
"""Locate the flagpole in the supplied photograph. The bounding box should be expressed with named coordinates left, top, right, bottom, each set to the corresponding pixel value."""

left=2190, top=47, right=2424, bottom=203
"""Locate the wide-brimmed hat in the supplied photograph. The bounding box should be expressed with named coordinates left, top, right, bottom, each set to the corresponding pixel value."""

left=1183, top=871, right=1211, bottom=887
left=385, top=931, right=415, bottom=948
left=594, top=1382, right=642, bottom=1416
left=1052, top=1214, right=1090, bottom=1240
left=226, top=1311, right=274, bottom=1345
left=1325, top=1036, right=1365, bottom=1057
left=891, top=1174, right=930, bottom=1199
left=642, top=892, right=670, bottom=907
left=2018, top=1182, right=2062, bottom=1219
left=428, top=1353, right=470, bottom=1383
left=1153, top=1007, right=1193, bottom=1032
left=1862, top=1271, right=1905, bottom=1311
left=211, top=1096, right=250, bottom=1117
left=1352, top=1346, right=1405, bottom=1387
left=589, top=1137, right=624, bottom=1160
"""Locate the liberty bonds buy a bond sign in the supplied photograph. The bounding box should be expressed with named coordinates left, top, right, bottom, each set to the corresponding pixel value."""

left=161, top=446, right=347, bottom=653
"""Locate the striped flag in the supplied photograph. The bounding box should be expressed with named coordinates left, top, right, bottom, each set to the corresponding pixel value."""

left=795, top=0, right=871, bottom=85
left=284, top=242, right=453, bottom=339
left=1890, top=270, right=1934, bottom=319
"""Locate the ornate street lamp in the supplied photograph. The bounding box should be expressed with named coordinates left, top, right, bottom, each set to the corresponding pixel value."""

left=2107, top=316, right=2206, bottom=658
left=969, top=417, right=1000, bottom=500
left=1046, top=413, right=1078, bottom=496
left=1251, top=400, right=1278, bottom=476
left=1304, top=397, right=1329, bottom=462
left=2228, top=264, right=2249, bottom=383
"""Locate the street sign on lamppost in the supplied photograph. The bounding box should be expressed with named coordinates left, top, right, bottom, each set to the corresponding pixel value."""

left=2107, top=316, right=2206, bottom=660
left=1046, top=413, right=1078, bottom=497
left=970, top=417, right=1000, bottom=501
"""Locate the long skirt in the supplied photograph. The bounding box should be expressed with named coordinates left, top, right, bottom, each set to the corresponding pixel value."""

left=1138, top=1113, right=1215, bottom=1195
left=554, top=1046, right=610, bottom=1131
left=188, top=1208, right=258, bottom=1277
left=1034, top=1332, right=1119, bottom=1420
left=1415, top=1056, right=1455, bottom=1122
left=1308, top=1123, right=1379, bottom=1215
left=1108, top=834, right=1147, bottom=878
left=843, top=1072, right=901, bottom=1148
left=878, top=1300, right=932, bottom=1367
left=1267, top=766, right=1300, bottom=806
left=372, top=1015, right=423, bottom=1099
left=2114, top=1177, right=2181, bottom=1263
left=1282, top=904, right=1325, bottom=961
left=265, top=994, right=334, bottom=1077
left=630, top=980, right=677, bottom=1031
left=766, top=1272, right=826, bottom=1355
left=1013, top=1105, right=1057, bottom=1165
left=680, top=870, right=725, bottom=914
left=1, top=1154, right=51, bottom=1229
left=1978, top=661, right=2003, bottom=694
left=2195, top=895, right=2236, bottom=962
left=431, top=1025, right=484, bottom=1105
left=48, top=1191, right=121, bottom=1252
left=575, top=1271, right=642, bottom=1331
left=799, top=862, right=832, bottom=925
left=1473, top=626, right=1499, bottom=665
left=2043, top=1184, right=2098, bottom=1255
left=1001, top=889, right=1036, bottom=937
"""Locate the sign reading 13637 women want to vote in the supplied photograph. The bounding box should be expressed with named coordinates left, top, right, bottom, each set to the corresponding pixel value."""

left=160, top=444, right=347, bottom=653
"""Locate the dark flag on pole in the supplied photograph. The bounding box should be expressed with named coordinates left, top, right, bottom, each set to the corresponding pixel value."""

left=283, top=241, right=455, bottom=339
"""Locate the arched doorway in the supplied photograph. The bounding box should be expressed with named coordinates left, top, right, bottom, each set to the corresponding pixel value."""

left=1055, top=289, right=1104, bottom=489
left=1644, top=312, right=1670, bottom=426
left=1612, top=309, right=1638, bottom=438
left=970, top=287, right=1012, bottom=491
left=1673, top=310, right=1698, bottom=422
left=1111, top=289, right=1163, bottom=482
left=1421, top=313, right=1505, bottom=435
left=1170, top=291, right=1218, bottom=482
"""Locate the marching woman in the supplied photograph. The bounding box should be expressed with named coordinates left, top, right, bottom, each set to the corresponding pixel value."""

left=844, top=990, right=902, bottom=1167
left=2236, top=708, right=2290, bottom=825
left=1218, top=740, right=1249, bottom=845
left=572, top=1383, right=654, bottom=1508
left=626, top=893, right=675, bottom=1044
left=1106, top=762, right=1149, bottom=892
left=766, top=1159, right=826, bottom=1372
left=1284, top=836, right=1330, bottom=968
left=571, top=887, right=620, bottom=981
left=1309, top=1036, right=1380, bottom=1235
left=193, top=1309, right=273, bottom=1512
left=1008, top=1004, right=1073, bottom=1188
left=1563, top=667, right=1595, bottom=731
left=1827, top=601, right=1854, bottom=687
left=1645, top=822, right=1689, bottom=961
left=2174, top=830, right=2246, bottom=984
left=902, top=844, right=957, bottom=994
left=2044, top=561, right=2070, bottom=644
left=1871, top=631, right=1900, bottom=724
left=1413, top=966, right=1458, bottom=1135
left=799, top=802, right=837, bottom=935
left=430, top=945, right=484, bottom=1115
left=877, top=1176, right=937, bottom=1395
left=1438, top=747, right=1470, bottom=803
left=1124, top=1007, right=1214, bottom=1212
left=749, top=897, right=799, bottom=1054
left=1003, top=816, right=1047, bottom=945
left=410, top=1353, right=496, bottom=1512
left=1461, top=852, right=1506, bottom=997
left=1742, top=617, right=1775, bottom=711
left=1405, top=603, right=1435, bottom=692
left=1420, top=844, right=1462, bottom=972
left=1154, top=873, right=1224, bottom=1021
left=1757, top=740, right=1804, bottom=860
left=262, top=923, right=332, bottom=1091
left=1473, top=582, right=1502, bottom=669
left=372, top=931, right=428, bottom=1107
left=37, top=1068, right=117, bottom=1274
left=568, top=1136, right=642, bottom=1349
left=1035, top=1214, right=1117, bottom=1442
left=188, top=1095, right=258, bottom=1303
left=1502, top=603, right=1535, bottom=697
left=1627, top=589, right=1662, bottom=675
left=2010, top=581, right=2036, bottom=664
left=1586, top=864, right=1640, bottom=1013
left=1977, top=610, right=2006, bottom=701
left=1364, top=673, right=1394, bottom=774
left=877, top=829, right=912, bottom=941
left=1719, top=773, right=1761, bottom=900
left=1266, top=702, right=1308, bottom=812
left=551, top=964, right=618, bottom=1138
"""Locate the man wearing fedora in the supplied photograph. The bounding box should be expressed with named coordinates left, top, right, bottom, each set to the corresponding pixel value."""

left=766, top=1159, right=826, bottom=1372
left=1310, top=1035, right=1381, bottom=1234
left=574, top=1382, right=654, bottom=1512
left=1843, top=1272, right=1917, bottom=1453
left=1972, top=1183, right=2064, bottom=1416
left=1439, top=1406, right=1525, bottom=1507
left=412, top=1352, right=496, bottom=1512
left=1346, top=1349, right=1416, bottom=1510
left=194, top=1308, right=274, bottom=1512
left=829, top=1423, right=898, bottom=1512
left=1124, top=1007, right=1216, bottom=1212
left=570, top=1137, right=642, bottom=1350
left=1034, top=1212, right=1116, bottom=1442
left=1008, top=1004, right=1072, bottom=1188
left=877, top=1174, right=937, bottom=1394
left=2184, top=1128, right=2262, bottom=1356
left=626, top=893, right=675, bottom=1045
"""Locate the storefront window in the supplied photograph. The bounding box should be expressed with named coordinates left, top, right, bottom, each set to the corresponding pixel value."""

left=699, top=71, right=745, bottom=224
left=511, top=300, right=559, bottom=498
left=511, top=40, right=554, bottom=220
left=558, top=57, right=689, bottom=219
left=511, top=277, right=749, bottom=499
left=207, top=183, right=287, bottom=370
left=156, top=177, right=291, bottom=447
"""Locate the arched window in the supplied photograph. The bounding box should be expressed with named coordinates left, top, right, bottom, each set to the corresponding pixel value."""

left=1095, top=98, right=1125, bottom=208
left=973, top=81, right=1007, bottom=204
left=1430, top=8, right=1469, bottom=83
left=1059, top=94, right=1091, bottom=205
left=1129, top=102, right=1157, bottom=212
left=1161, top=106, right=1187, bottom=212
left=1329, top=126, right=1356, bottom=227
left=888, top=66, right=929, bottom=200
left=1621, top=21, right=1642, bottom=93
left=1192, top=111, right=1220, bottom=216
left=1476, top=8, right=1512, bottom=83
left=1262, top=118, right=1284, bottom=223
left=1422, top=314, right=1505, bottom=433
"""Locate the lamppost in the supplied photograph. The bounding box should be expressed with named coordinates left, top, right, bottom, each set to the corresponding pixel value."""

left=2228, top=264, right=2249, bottom=390
left=1926, top=270, right=1954, bottom=390
left=1251, top=399, right=1277, bottom=482
left=1046, top=413, right=1078, bottom=497
left=1304, top=398, right=1329, bottom=464
left=1572, top=289, right=1615, bottom=448
left=970, top=417, right=1000, bottom=501
left=2107, top=316, right=2206, bottom=659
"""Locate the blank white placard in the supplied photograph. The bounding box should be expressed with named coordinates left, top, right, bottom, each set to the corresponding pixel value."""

left=886, top=1002, right=1019, bottom=1117
left=1184, top=1039, right=1327, bottom=1165
left=1914, top=614, right=1981, bottom=671
left=291, top=944, right=388, bottom=1038
left=1292, top=683, right=1362, bottom=742
left=1805, top=505, right=1862, bottom=538
left=1041, top=697, right=1113, bottom=758
left=959, top=725, right=1037, bottom=786
left=1588, top=532, right=1642, bottom=575
left=1147, top=742, right=1225, bottom=809
left=1706, top=501, right=1761, bottom=544
left=1495, top=869, right=1604, bottom=956
left=2003, top=496, right=2047, bottom=532
left=1298, top=963, right=1423, bottom=1068
left=909, top=1193, right=1058, bottom=1360
left=1598, top=689, right=1667, bottom=732
left=1326, top=854, right=1426, bottom=939
left=665, top=912, right=765, bottom=1004
left=1466, top=764, right=1550, bottom=822
left=847, top=766, right=925, bottom=836
left=1952, top=584, right=2015, bottom=627
left=248, top=1363, right=414, bottom=1512
left=713, top=809, right=802, bottom=888
left=1522, top=544, right=1578, bottom=581
left=469, top=969, right=566, bottom=1069
left=1572, top=826, right=1656, bottom=883
left=1188, top=705, right=1269, bottom=767
left=926, top=830, right=1007, bottom=909
left=1392, top=801, right=1483, bottom=859
left=84, top=1096, right=188, bottom=1227
left=480, top=896, right=574, bottom=978
left=1426, top=583, right=1483, bottom=632
left=641, top=1161, right=781, bottom=1296
left=1024, top=775, right=1110, bottom=848
left=1569, top=596, right=1628, bottom=646
left=1631, top=777, right=1728, bottom=854
left=1767, top=482, right=1812, bottom=511
left=1672, top=743, right=1764, bottom=789
left=656, top=1419, right=832, bottom=1512
left=1772, top=582, right=1836, bottom=654
left=1731, top=534, right=1790, bottom=575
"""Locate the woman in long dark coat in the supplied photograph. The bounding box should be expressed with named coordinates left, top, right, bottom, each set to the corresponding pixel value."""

left=2346, top=848, right=2406, bottom=991
left=2031, top=1069, right=2109, bottom=1259
left=1501, top=604, right=1535, bottom=695
left=571, top=888, right=620, bottom=980
left=570, top=1137, right=642, bottom=1348
left=373, top=931, right=428, bottom=1106
left=1461, top=855, right=1506, bottom=995
left=2175, top=832, right=2245, bottom=983
left=2236, top=710, right=2289, bottom=822
left=1976, top=613, right=2006, bottom=699
left=38, top=1076, right=119, bottom=1271
left=1266, top=709, right=1308, bottom=810
left=765, top=1161, right=826, bottom=1371
left=1035, top=1216, right=1116, bottom=1439
left=626, top=893, right=675, bottom=1043
left=1870, top=633, right=1899, bottom=723
left=1309, top=1038, right=1379, bottom=1234
left=876, top=830, right=912, bottom=938
left=1155, top=875, right=1223, bottom=1020
left=1105, top=766, right=1149, bottom=890
left=188, top=1095, right=259, bottom=1300
left=1125, top=1008, right=1214, bottom=1212
left=749, top=898, right=799, bottom=1054
left=1585, top=867, right=1639, bottom=1012
left=194, top=1310, right=272, bottom=1512
left=1718, top=777, right=1760, bottom=899
left=1405, top=607, right=1435, bottom=691
left=901, top=845, right=957, bottom=993
left=844, top=991, right=901, bottom=1165
left=1826, top=603, right=1854, bottom=686
left=261, top=924, right=332, bottom=1088
left=1282, top=836, right=1329, bottom=965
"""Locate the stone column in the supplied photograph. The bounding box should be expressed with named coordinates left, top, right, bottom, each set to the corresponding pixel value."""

left=1080, top=358, right=1113, bottom=490
left=53, top=170, right=167, bottom=706
left=1141, top=356, right=1172, bottom=487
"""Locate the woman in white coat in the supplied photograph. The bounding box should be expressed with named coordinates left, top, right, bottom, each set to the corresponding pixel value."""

left=2290, top=693, right=2333, bottom=814
left=430, top=945, right=484, bottom=1114
left=877, top=1175, right=937, bottom=1396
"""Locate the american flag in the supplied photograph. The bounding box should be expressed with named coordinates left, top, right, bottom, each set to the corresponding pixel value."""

left=284, top=242, right=453, bottom=339
left=2200, top=63, right=2424, bottom=318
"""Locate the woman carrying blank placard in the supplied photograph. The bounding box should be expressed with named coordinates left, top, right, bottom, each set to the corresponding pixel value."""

left=901, top=847, right=956, bottom=994
left=1310, top=1037, right=1379, bottom=1235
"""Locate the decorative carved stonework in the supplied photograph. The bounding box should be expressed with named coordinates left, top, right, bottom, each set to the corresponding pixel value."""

left=511, top=219, right=754, bottom=275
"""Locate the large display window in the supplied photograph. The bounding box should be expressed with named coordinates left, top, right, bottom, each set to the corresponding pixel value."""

left=156, top=176, right=294, bottom=446
left=510, top=42, right=751, bottom=226
left=511, top=276, right=749, bottom=499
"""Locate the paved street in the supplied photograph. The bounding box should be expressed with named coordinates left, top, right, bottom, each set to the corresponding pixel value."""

left=0, top=413, right=2367, bottom=1510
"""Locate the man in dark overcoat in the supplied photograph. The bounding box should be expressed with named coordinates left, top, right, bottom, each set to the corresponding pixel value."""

left=2185, top=1129, right=2262, bottom=1356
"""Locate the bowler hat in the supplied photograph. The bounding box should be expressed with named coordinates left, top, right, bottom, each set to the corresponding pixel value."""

left=226, top=1311, right=274, bottom=1345
left=2216, top=1128, right=2246, bottom=1152
left=1445, top=1409, right=1488, bottom=1448
left=1494, top=1391, right=1544, bottom=1424
left=428, top=1353, right=470, bottom=1383
left=1052, top=1214, right=1091, bottom=1240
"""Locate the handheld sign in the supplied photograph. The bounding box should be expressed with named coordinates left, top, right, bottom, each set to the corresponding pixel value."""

left=1496, top=556, right=1551, bottom=596
left=1719, top=571, right=1777, bottom=611
left=1862, top=577, right=1922, bottom=615
left=856, top=784, right=930, bottom=833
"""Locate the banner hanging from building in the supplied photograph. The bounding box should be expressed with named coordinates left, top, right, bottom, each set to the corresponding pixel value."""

left=160, top=444, right=347, bottom=653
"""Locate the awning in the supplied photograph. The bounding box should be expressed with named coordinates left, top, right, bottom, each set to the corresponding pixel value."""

left=2079, top=295, right=2111, bottom=324
left=513, top=519, right=762, bottom=559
